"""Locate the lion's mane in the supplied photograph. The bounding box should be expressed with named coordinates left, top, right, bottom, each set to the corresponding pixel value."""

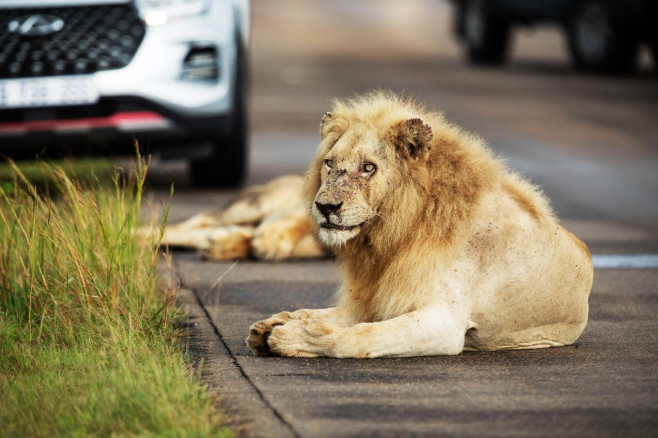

left=302, top=91, right=555, bottom=322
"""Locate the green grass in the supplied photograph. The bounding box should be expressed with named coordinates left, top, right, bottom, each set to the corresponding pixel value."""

left=0, top=158, right=233, bottom=437
left=0, top=157, right=115, bottom=186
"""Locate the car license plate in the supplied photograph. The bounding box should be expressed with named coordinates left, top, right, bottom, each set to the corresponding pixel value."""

left=0, top=76, right=99, bottom=109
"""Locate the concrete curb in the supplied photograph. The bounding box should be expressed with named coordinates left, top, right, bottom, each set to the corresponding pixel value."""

left=178, top=287, right=296, bottom=438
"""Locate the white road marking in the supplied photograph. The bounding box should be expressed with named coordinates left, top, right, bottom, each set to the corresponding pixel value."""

left=591, top=254, right=658, bottom=269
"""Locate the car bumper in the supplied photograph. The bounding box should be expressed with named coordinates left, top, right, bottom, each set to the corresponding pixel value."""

left=96, top=0, right=239, bottom=119
left=0, top=0, right=241, bottom=151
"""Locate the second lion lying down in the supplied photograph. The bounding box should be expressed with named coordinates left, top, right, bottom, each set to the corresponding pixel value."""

left=160, top=174, right=324, bottom=260
left=246, top=91, right=593, bottom=358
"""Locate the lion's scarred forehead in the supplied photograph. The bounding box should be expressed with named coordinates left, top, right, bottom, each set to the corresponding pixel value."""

left=327, top=125, right=395, bottom=161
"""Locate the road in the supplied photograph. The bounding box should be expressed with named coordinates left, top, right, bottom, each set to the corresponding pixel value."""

left=147, top=1, right=658, bottom=436
left=151, top=0, right=658, bottom=231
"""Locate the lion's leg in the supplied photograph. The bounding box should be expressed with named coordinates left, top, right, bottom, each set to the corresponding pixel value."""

left=140, top=211, right=222, bottom=249
left=160, top=227, right=217, bottom=249
left=266, top=306, right=469, bottom=358
left=170, top=211, right=226, bottom=230
left=290, top=233, right=326, bottom=259
left=199, top=225, right=255, bottom=260
left=246, top=307, right=352, bottom=356
left=251, top=209, right=324, bottom=260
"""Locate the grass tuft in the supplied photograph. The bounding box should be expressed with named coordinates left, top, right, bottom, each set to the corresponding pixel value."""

left=0, top=156, right=232, bottom=437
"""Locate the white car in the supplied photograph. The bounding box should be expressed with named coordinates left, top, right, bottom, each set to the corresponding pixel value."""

left=0, top=0, right=250, bottom=186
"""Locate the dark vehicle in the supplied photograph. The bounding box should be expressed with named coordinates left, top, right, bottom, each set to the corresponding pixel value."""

left=0, top=0, right=250, bottom=187
left=450, top=0, right=657, bottom=73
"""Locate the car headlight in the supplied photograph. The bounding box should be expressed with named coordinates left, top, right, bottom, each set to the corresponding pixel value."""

left=135, top=0, right=211, bottom=26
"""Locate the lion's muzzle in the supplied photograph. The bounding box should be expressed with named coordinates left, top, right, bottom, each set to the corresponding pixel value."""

left=315, top=200, right=359, bottom=230
left=315, top=201, right=343, bottom=220
left=320, top=222, right=359, bottom=231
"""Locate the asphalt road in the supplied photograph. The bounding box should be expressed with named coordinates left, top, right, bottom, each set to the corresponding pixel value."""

left=151, top=0, right=658, bottom=231
left=148, top=1, right=658, bottom=436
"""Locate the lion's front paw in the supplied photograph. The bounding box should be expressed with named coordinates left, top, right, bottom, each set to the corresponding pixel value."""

left=267, top=320, right=338, bottom=358
left=200, top=225, right=253, bottom=260
left=246, top=312, right=297, bottom=356
left=251, top=222, right=295, bottom=260
left=252, top=216, right=311, bottom=260
left=246, top=320, right=283, bottom=356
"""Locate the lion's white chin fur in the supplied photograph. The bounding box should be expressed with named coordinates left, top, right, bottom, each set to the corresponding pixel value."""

left=318, top=226, right=360, bottom=247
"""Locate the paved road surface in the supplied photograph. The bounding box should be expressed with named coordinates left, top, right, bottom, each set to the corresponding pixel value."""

left=152, top=0, right=658, bottom=230
left=174, top=259, right=656, bottom=437
left=147, top=1, right=658, bottom=436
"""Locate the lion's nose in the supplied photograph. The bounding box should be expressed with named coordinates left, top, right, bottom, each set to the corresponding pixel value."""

left=315, top=201, right=343, bottom=219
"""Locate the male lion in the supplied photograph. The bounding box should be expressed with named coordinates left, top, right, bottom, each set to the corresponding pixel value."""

left=246, top=91, right=593, bottom=358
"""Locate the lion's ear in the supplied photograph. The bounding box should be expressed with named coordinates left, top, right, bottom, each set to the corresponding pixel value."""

left=320, top=111, right=347, bottom=143
left=320, top=112, right=334, bottom=139
left=396, top=118, right=433, bottom=161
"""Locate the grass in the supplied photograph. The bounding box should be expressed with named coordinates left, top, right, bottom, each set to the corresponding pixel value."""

left=0, top=157, right=115, bottom=187
left=0, top=157, right=233, bottom=437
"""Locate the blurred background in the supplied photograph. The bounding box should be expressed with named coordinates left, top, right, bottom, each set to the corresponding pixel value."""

left=204, top=0, right=656, bottom=231
left=1, top=0, right=656, bottom=233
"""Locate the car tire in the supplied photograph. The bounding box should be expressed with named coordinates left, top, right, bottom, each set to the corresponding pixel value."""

left=462, top=0, right=510, bottom=65
left=567, top=0, right=638, bottom=73
left=190, top=42, right=248, bottom=188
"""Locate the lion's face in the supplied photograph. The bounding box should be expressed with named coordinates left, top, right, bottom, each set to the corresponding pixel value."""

left=309, top=112, right=433, bottom=247
left=312, top=129, right=389, bottom=246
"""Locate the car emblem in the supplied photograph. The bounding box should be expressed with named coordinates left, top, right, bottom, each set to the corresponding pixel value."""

left=8, top=15, right=65, bottom=36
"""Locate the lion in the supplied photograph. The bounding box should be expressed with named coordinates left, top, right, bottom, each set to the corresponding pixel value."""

left=158, top=174, right=325, bottom=260
left=246, top=91, right=593, bottom=358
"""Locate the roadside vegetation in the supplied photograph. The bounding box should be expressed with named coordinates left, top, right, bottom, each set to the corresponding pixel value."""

left=0, top=158, right=114, bottom=188
left=0, top=158, right=232, bottom=437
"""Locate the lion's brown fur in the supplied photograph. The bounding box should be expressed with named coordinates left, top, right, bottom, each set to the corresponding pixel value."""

left=247, top=91, right=591, bottom=358
left=154, top=174, right=326, bottom=260
left=303, top=91, right=557, bottom=322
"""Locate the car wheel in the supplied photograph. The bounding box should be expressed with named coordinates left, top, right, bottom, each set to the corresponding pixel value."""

left=190, top=43, right=248, bottom=188
left=567, top=0, right=638, bottom=73
left=462, top=0, right=510, bottom=65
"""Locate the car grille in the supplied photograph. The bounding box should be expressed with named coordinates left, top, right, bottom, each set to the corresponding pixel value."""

left=0, top=3, right=146, bottom=79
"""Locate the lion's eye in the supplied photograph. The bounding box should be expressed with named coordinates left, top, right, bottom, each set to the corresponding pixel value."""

left=363, top=163, right=376, bottom=173
left=324, top=159, right=334, bottom=169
